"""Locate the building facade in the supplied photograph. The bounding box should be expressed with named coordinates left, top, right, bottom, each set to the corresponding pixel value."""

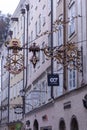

left=1, top=0, right=87, bottom=130
left=0, top=40, right=10, bottom=130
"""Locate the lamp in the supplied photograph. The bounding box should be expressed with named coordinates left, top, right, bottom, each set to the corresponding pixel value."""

left=19, top=89, right=25, bottom=97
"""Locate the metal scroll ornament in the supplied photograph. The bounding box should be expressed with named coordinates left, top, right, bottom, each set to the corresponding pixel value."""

left=41, top=43, right=82, bottom=72
left=66, top=43, right=82, bottom=71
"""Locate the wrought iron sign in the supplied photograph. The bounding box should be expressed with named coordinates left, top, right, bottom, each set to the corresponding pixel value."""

left=4, top=38, right=25, bottom=74
left=14, top=105, right=23, bottom=114
left=29, top=42, right=40, bottom=68
left=4, top=38, right=82, bottom=74
left=41, top=43, right=82, bottom=72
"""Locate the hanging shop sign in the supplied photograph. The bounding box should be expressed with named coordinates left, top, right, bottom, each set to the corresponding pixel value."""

left=47, top=74, right=59, bottom=86
left=14, top=105, right=23, bottom=114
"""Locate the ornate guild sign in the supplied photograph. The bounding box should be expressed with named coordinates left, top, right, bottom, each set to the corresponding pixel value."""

left=4, top=38, right=25, bottom=74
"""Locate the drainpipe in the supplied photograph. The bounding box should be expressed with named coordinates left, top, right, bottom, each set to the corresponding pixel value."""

left=8, top=31, right=13, bottom=124
left=25, top=3, right=29, bottom=93
left=21, top=8, right=25, bottom=116
left=63, top=0, right=67, bottom=91
left=1, top=55, right=3, bottom=122
left=7, top=52, right=10, bottom=124
left=51, top=0, right=54, bottom=99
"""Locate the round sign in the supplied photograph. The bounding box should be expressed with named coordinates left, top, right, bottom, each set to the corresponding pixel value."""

left=14, top=106, right=23, bottom=114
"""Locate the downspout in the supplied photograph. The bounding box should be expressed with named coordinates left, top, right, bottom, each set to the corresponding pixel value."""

left=50, top=0, right=54, bottom=99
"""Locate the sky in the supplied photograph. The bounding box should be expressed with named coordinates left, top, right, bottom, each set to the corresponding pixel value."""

left=0, top=0, right=20, bottom=15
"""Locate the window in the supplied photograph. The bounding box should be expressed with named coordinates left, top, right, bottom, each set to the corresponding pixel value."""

left=20, top=34, right=23, bottom=46
left=42, top=5, right=46, bottom=26
left=71, top=117, right=79, bottom=130
left=31, top=31, right=33, bottom=41
left=57, top=0, right=61, bottom=4
left=41, top=126, right=52, bottom=130
left=58, top=26, right=62, bottom=45
left=10, top=87, right=13, bottom=99
left=47, top=0, right=51, bottom=15
left=28, top=11, right=31, bottom=25
left=37, top=50, right=40, bottom=68
left=14, top=84, right=17, bottom=98
left=29, top=62, right=32, bottom=77
left=20, top=16, right=22, bottom=29
left=54, top=70, right=63, bottom=97
left=39, top=14, right=41, bottom=33
left=32, top=90, right=39, bottom=107
left=30, top=8, right=33, bottom=20
left=41, top=81, right=46, bottom=103
left=68, top=2, right=75, bottom=36
left=59, top=119, right=66, bottom=130
left=42, top=13, right=46, bottom=26
left=14, top=27, right=16, bottom=38
left=48, top=34, right=51, bottom=47
left=58, top=15, right=63, bottom=46
left=35, top=21, right=38, bottom=37
left=17, top=21, right=19, bottom=34
left=28, top=36, right=30, bottom=46
left=68, top=68, right=77, bottom=90
left=42, top=42, right=45, bottom=63
left=35, top=0, right=38, bottom=10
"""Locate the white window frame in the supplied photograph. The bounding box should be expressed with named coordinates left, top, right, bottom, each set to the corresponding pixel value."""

left=42, top=5, right=46, bottom=26
left=48, top=34, right=51, bottom=47
left=30, top=8, right=33, bottom=20
left=47, top=0, right=51, bottom=14
left=28, top=11, right=31, bottom=25
left=39, top=14, right=41, bottom=33
left=68, top=1, right=75, bottom=37
left=35, top=21, right=38, bottom=37
left=31, top=31, right=33, bottom=41
left=40, top=80, right=46, bottom=103
left=68, top=68, right=77, bottom=90
left=57, top=15, right=63, bottom=46
left=37, top=50, right=40, bottom=68
left=42, top=42, right=45, bottom=63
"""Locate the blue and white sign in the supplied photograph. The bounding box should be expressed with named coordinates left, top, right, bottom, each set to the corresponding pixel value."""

left=47, top=74, right=59, bottom=86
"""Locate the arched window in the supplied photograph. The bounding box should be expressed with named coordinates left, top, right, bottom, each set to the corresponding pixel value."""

left=59, top=119, right=66, bottom=130
left=33, top=119, right=39, bottom=130
left=71, top=116, right=79, bottom=130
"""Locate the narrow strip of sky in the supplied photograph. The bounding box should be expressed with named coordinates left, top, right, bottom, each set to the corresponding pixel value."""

left=0, top=0, right=20, bottom=14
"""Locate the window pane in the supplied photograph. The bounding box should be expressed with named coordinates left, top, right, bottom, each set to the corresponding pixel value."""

left=68, top=3, right=75, bottom=36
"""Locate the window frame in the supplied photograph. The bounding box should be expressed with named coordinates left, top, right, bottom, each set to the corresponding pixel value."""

left=68, top=67, right=77, bottom=90
left=68, top=1, right=75, bottom=37
left=58, top=15, right=63, bottom=46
